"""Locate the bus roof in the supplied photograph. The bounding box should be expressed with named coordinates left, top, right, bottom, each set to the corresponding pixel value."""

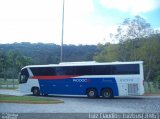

left=22, top=61, right=143, bottom=69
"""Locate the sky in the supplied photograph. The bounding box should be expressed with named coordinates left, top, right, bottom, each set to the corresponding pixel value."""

left=0, top=0, right=160, bottom=45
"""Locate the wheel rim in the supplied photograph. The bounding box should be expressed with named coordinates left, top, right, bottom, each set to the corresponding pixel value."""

left=33, top=89, right=39, bottom=95
left=104, top=91, right=110, bottom=97
left=33, top=89, right=38, bottom=95
left=103, top=89, right=112, bottom=98
left=89, top=90, right=95, bottom=97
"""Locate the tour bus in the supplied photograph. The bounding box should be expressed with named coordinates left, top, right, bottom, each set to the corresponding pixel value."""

left=19, top=61, right=144, bottom=98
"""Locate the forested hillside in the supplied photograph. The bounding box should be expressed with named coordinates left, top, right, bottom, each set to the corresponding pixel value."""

left=0, top=43, right=97, bottom=63
left=0, top=43, right=97, bottom=78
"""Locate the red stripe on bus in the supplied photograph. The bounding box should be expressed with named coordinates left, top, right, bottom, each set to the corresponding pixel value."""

left=31, top=76, right=78, bottom=80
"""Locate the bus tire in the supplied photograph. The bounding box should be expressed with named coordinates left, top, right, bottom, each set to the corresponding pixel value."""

left=43, top=94, right=48, bottom=96
left=101, top=88, right=113, bottom=98
left=32, top=87, right=40, bottom=96
left=86, top=88, right=97, bottom=98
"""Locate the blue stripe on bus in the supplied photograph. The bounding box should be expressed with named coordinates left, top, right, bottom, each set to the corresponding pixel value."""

left=38, top=77, right=119, bottom=96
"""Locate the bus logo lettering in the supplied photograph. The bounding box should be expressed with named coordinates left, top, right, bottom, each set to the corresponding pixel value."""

left=73, top=79, right=90, bottom=83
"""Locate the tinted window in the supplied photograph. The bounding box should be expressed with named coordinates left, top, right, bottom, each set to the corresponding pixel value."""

left=93, top=65, right=112, bottom=75
left=30, top=64, right=139, bottom=76
left=76, top=66, right=93, bottom=75
left=112, top=64, right=139, bottom=74
left=56, top=66, right=76, bottom=75
left=30, top=67, right=56, bottom=76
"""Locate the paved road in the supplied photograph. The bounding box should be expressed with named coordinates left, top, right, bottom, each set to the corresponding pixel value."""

left=0, top=89, right=160, bottom=113
left=0, top=89, right=23, bottom=96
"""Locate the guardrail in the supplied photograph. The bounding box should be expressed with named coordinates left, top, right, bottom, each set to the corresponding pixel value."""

left=0, top=78, right=19, bottom=89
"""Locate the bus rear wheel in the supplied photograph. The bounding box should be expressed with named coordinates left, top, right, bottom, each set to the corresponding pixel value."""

left=86, top=88, right=97, bottom=98
left=101, top=88, right=113, bottom=98
left=32, top=87, right=40, bottom=96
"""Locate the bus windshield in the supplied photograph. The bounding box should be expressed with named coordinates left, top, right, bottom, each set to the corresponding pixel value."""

left=19, top=68, right=29, bottom=84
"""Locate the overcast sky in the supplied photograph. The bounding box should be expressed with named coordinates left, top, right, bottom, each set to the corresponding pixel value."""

left=0, top=0, right=160, bottom=45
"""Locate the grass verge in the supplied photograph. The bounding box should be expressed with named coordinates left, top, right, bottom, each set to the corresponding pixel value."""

left=0, top=94, right=64, bottom=104
left=144, top=93, right=160, bottom=96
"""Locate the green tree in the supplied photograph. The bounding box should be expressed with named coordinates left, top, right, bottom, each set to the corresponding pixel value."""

left=0, top=49, right=5, bottom=78
left=94, top=43, right=119, bottom=62
left=6, top=50, right=32, bottom=79
left=136, top=34, right=160, bottom=92
left=114, top=16, right=152, bottom=61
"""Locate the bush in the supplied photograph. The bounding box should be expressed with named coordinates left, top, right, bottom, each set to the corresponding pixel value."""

left=153, top=75, right=160, bottom=89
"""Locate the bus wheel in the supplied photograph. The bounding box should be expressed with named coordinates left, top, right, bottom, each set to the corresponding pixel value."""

left=101, top=88, right=113, bottom=98
left=43, top=94, right=48, bottom=96
left=32, top=87, right=40, bottom=96
left=86, top=88, right=97, bottom=98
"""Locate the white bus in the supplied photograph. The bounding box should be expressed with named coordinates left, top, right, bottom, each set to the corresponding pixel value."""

left=19, top=61, right=144, bottom=98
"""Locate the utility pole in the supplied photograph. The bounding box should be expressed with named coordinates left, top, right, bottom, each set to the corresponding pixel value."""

left=60, top=0, right=65, bottom=62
